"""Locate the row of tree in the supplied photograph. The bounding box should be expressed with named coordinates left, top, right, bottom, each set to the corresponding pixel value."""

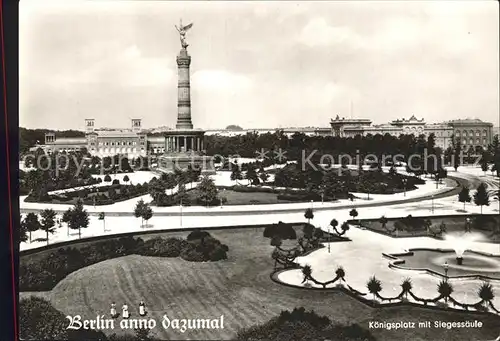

left=458, top=183, right=493, bottom=213
left=20, top=200, right=90, bottom=244
left=300, top=265, right=498, bottom=314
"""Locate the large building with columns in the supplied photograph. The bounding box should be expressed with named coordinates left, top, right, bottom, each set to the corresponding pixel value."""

left=41, top=118, right=148, bottom=158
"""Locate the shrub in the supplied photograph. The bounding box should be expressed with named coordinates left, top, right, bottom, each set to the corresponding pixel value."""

left=112, top=179, right=120, bottom=185
left=236, top=308, right=376, bottom=341
left=263, top=222, right=297, bottom=240
left=20, top=297, right=107, bottom=341
left=20, top=232, right=227, bottom=291
left=104, top=174, right=112, bottom=182
left=187, top=230, right=211, bottom=241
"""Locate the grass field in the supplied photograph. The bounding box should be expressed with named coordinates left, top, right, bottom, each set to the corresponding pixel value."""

left=21, top=227, right=500, bottom=340
left=184, top=188, right=296, bottom=205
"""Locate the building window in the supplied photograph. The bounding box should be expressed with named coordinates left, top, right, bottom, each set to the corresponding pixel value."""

left=469, top=139, right=473, bottom=145
left=463, top=139, right=467, bottom=145
left=476, top=131, right=480, bottom=137
left=483, top=138, right=487, bottom=145
left=483, top=130, right=487, bottom=136
left=476, top=138, right=480, bottom=144
left=456, top=130, right=460, bottom=136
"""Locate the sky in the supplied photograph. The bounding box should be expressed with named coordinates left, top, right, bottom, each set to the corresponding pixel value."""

left=19, top=1, right=499, bottom=130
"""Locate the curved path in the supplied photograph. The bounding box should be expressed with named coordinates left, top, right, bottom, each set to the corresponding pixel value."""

left=20, top=175, right=467, bottom=217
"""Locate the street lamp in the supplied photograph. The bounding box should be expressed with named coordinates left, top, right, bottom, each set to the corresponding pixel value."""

left=310, top=199, right=314, bottom=209
left=443, top=261, right=449, bottom=281
left=431, top=195, right=434, bottom=214
left=465, top=217, right=471, bottom=233
left=328, top=226, right=331, bottom=253
left=402, top=178, right=407, bottom=197
left=180, top=198, right=183, bottom=228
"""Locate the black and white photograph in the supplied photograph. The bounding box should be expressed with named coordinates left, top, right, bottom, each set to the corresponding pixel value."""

left=13, top=1, right=500, bottom=340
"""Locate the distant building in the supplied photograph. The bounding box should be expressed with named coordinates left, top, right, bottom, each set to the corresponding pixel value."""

left=33, top=115, right=495, bottom=157
left=40, top=119, right=149, bottom=158
left=329, top=115, right=494, bottom=151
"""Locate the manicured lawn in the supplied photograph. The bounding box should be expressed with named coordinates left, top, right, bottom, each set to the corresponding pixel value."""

left=219, top=189, right=293, bottom=205
left=20, top=227, right=500, bottom=340
left=184, top=188, right=296, bottom=205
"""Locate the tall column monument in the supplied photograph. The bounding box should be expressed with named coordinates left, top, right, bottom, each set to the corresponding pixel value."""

left=157, top=20, right=215, bottom=174
left=176, top=46, right=193, bottom=129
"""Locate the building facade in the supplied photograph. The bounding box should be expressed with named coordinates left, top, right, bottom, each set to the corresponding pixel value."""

left=329, top=115, right=494, bottom=151
left=40, top=119, right=148, bottom=158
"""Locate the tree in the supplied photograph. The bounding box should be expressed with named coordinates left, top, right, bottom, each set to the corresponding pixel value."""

left=480, top=152, right=489, bottom=175
left=473, top=183, right=490, bottom=214
left=245, top=164, right=259, bottom=186
left=98, top=212, right=106, bottom=232
left=62, top=208, right=72, bottom=236
left=24, top=169, right=44, bottom=196
left=68, top=199, right=89, bottom=239
left=477, top=282, right=494, bottom=307
left=349, top=208, right=359, bottom=224
left=259, top=171, right=269, bottom=184
left=143, top=205, right=153, bottom=227
left=367, top=276, right=382, bottom=301
left=379, top=216, right=388, bottom=230
left=330, top=219, right=338, bottom=232
left=401, top=278, right=412, bottom=299
left=148, top=178, right=166, bottom=204
left=123, top=174, right=130, bottom=185
left=458, top=187, right=471, bottom=211
left=40, top=209, right=57, bottom=245
left=301, top=265, right=312, bottom=284
left=134, top=199, right=147, bottom=227
left=335, top=267, right=346, bottom=281
left=22, top=212, right=41, bottom=243
left=104, top=174, right=112, bottom=182
left=451, top=135, right=462, bottom=171
left=20, top=219, right=28, bottom=243
left=230, top=164, right=243, bottom=184
left=197, top=176, right=218, bottom=206
left=437, top=280, right=453, bottom=303
left=303, top=223, right=314, bottom=240
left=304, top=208, right=314, bottom=225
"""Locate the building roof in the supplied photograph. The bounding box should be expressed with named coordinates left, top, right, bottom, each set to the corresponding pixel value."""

left=89, top=130, right=144, bottom=138
left=52, top=138, right=87, bottom=144
left=391, top=115, right=425, bottom=124
left=447, top=118, right=493, bottom=126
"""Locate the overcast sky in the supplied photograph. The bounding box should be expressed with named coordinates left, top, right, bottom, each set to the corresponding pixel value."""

left=20, top=1, right=499, bottom=130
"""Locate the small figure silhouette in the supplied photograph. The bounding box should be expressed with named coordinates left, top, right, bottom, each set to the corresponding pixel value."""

left=139, top=300, right=147, bottom=316
left=122, top=303, right=129, bottom=319
left=110, top=302, right=117, bottom=318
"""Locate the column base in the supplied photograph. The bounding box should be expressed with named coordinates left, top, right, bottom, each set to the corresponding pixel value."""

left=157, top=153, right=215, bottom=175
